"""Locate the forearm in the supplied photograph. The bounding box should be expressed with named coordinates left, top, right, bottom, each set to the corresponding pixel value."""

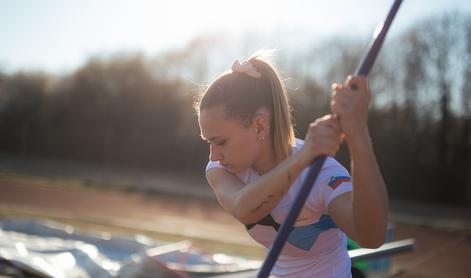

left=234, top=153, right=306, bottom=224
left=348, top=128, right=389, bottom=247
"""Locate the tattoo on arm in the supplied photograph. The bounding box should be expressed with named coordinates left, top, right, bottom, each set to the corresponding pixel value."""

left=251, top=194, right=274, bottom=213
left=279, top=189, right=285, bottom=197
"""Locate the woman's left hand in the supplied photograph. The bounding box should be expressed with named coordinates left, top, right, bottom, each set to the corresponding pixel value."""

left=330, top=76, right=371, bottom=139
left=329, top=75, right=389, bottom=249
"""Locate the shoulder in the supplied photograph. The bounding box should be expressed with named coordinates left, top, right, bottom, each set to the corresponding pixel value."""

left=319, top=158, right=351, bottom=190
left=322, top=157, right=348, bottom=172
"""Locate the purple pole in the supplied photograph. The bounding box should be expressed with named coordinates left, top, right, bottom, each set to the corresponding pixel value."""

left=257, top=1, right=403, bottom=277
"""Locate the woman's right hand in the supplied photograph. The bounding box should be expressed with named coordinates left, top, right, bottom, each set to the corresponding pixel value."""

left=295, top=114, right=344, bottom=169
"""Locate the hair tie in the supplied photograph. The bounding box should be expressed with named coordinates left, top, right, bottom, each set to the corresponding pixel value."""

left=231, top=60, right=261, bottom=78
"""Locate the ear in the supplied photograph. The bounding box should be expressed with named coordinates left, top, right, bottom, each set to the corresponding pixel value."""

left=252, top=107, right=271, bottom=137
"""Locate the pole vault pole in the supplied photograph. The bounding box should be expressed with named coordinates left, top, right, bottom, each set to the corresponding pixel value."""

left=257, top=0, right=403, bottom=277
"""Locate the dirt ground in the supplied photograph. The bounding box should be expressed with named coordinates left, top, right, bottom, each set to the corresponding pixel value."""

left=0, top=177, right=470, bottom=277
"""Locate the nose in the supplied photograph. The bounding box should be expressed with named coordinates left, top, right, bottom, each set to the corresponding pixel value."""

left=209, top=144, right=223, bottom=162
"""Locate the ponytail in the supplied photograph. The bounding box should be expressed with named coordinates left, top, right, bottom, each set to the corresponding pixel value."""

left=195, top=51, right=295, bottom=164
left=248, top=53, right=295, bottom=164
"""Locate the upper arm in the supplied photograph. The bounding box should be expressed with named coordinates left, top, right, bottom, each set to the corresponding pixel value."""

left=315, top=163, right=355, bottom=238
left=205, top=168, right=245, bottom=217
left=328, top=192, right=357, bottom=240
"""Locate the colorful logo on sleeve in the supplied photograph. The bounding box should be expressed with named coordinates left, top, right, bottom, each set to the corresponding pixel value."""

left=328, top=176, right=352, bottom=189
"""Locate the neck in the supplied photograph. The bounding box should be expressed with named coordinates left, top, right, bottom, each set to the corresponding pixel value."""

left=253, top=139, right=276, bottom=175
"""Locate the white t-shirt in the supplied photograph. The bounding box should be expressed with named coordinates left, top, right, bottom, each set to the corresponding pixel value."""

left=206, top=138, right=353, bottom=278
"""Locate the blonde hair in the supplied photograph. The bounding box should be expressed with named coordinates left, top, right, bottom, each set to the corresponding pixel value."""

left=195, top=51, right=295, bottom=164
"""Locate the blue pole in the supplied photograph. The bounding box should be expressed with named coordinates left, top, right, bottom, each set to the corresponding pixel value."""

left=257, top=1, right=403, bottom=277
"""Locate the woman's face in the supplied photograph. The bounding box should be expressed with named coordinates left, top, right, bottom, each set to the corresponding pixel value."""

left=198, top=106, right=261, bottom=174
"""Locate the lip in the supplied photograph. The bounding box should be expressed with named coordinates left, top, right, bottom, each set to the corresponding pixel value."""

left=220, top=163, right=230, bottom=168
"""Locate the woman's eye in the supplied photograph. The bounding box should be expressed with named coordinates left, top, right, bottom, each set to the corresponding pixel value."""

left=217, top=141, right=226, bottom=146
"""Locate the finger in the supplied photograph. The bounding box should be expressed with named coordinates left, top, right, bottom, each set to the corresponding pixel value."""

left=331, top=83, right=342, bottom=92
left=331, top=114, right=345, bottom=134
left=315, top=116, right=341, bottom=133
left=317, top=114, right=334, bottom=122
left=324, top=116, right=342, bottom=132
left=331, top=88, right=349, bottom=114
left=331, top=99, right=350, bottom=116
left=337, top=85, right=354, bottom=96
left=312, top=124, right=338, bottom=139
left=332, top=86, right=354, bottom=104
left=316, top=113, right=338, bottom=123
left=331, top=86, right=357, bottom=109
left=345, top=75, right=368, bottom=92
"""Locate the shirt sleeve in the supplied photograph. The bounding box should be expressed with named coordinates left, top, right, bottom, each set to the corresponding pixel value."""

left=319, top=166, right=353, bottom=211
left=205, top=160, right=223, bottom=172
left=305, top=158, right=353, bottom=212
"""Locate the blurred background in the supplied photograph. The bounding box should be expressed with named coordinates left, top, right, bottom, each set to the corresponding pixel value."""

left=0, top=0, right=471, bottom=277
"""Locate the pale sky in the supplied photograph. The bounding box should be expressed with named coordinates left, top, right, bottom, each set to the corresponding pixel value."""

left=1, top=0, right=470, bottom=74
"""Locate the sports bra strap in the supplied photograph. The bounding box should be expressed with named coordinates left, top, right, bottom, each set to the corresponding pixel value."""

left=245, top=214, right=281, bottom=231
